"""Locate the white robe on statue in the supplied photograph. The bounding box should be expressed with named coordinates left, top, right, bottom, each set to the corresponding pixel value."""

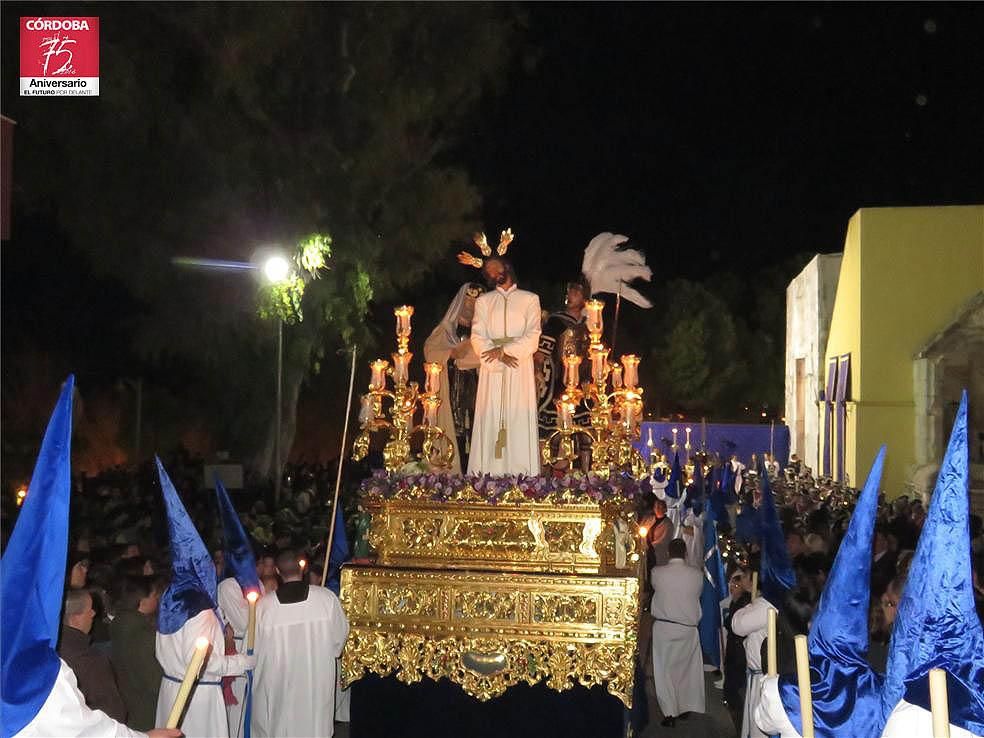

left=881, top=700, right=981, bottom=738
left=467, top=285, right=542, bottom=476
left=155, top=608, right=251, bottom=738
left=423, top=286, right=482, bottom=475
left=252, top=584, right=349, bottom=738
left=14, top=659, right=145, bottom=738
left=731, top=596, right=776, bottom=738
left=650, top=558, right=706, bottom=717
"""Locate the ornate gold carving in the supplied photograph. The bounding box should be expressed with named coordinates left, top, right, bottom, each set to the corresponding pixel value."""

left=363, top=496, right=642, bottom=575
left=532, top=593, right=598, bottom=624
left=340, top=565, right=639, bottom=707
left=454, top=591, right=518, bottom=621
left=377, top=585, right=440, bottom=618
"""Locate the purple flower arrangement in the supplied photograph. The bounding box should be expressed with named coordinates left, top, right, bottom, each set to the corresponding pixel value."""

left=359, top=469, right=650, bottom=505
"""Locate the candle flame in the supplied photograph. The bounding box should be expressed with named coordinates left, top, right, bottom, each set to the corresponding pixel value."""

left=298, top=559, right=307, bottom=568
left=246, top=591, right=259, bottom=603
left=638, top=526, right=648, bottom=538
left=195, top=636, right=210, bottom=649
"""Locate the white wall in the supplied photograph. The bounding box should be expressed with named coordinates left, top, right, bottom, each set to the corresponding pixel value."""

left=785, top=253, right=842, bottom=473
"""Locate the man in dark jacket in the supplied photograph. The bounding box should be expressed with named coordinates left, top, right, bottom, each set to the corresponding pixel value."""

left=109, top=576, right=163, bottom=731
left=58, top=587, right=128, bottom=722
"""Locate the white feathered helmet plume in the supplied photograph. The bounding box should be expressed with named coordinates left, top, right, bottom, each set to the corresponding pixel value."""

left=581, top=232, right=653, bottom=308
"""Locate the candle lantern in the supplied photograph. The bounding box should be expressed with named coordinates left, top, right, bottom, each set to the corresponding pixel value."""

left=563, top=354, right=582, bottom=389
left=369, top=359, right=389, bottom=391
left=621, top=354, right=640, bottom=389
left=423, top=395, right=440, bottom=426
left=585, top=299, right=605, bottom=344
left=392, top=351, right=412, bottom=386
left=352, top=304, right=455, bottom=472
left=610, top=363, right=623, bottom=389
left=360, top=394, right=376, bottom=423
left=394, top=305, right=414, bottom=351
left=590, top=347, right=610, bottom=384
left=423, top=362, right=442, bottom=395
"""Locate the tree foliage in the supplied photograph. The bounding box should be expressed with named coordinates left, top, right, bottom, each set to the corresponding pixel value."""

left=5, top=3, right=523, bottom=466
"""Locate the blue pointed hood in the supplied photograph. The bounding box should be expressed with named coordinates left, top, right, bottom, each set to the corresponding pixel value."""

left=880, top=392, right=984, bottom=734
left=157, top=456, right=217, bottom=635
left=215, top=477, right=260, bottom=594
left=1, top=377, right=74, bottom=738
left=721, top=460, right=738, bottom=505
left=709, top=465, right=729, bottom=523
left=778, top=446, right=887, bottom=737
left=758, top=468, right=796, bottom=607
left=667, top=453, right=682, bottom=498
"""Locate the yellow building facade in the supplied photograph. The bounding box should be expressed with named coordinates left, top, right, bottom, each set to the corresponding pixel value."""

left=821, top=205, right=984, bottom=501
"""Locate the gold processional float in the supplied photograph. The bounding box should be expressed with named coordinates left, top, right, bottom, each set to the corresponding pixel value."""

left=344, top=298, right=650, bottom=707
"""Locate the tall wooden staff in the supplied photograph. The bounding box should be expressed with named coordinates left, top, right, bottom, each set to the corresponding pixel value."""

left=322, top=346, right=358, bottom=587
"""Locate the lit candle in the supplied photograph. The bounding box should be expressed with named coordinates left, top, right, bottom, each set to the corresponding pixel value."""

left=929, top=668, right=950, bottom=738
left=423, top=395, right=440, bottom=426
left=391, top=351, right=412, bottom=386
left=671, top=427, right=678, bottom=450
left=621, top=354, right=640, bottom=389
left=610, top=363, right=623, bottom=389
left=394, top=305, right=414, bottom=339
left=590, top=347, right=609, bottom=384
left=767, top=607, right=777, bottom=676
left=246, top=591, right=259, bottom=652
left=584, top=299, right=604, bottom=337
left=563, top=354, right=582, bottom=388
left=298, top=558, right=307, bottom=579
left=369, top=359, right=389, bottom=391
left=638, top=526, right=648, bottom=538
left=165, top=636, right=210, bottom=728
left=751, top=571, right=758, bottom=600
left=794, top=635, right=814, bottom=738
left=423, top=362, right=442, bottom=395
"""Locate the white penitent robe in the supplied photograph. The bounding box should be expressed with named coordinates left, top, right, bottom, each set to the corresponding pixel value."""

left=754, top=675, right=801, bottom=737
left=155, top=608, right=251, bottom=738
left=14, top=659, right=146, bottom=738
left=467, top=285, right=542, bottom=476
left=252, top=584, right=349, bottom=738
left=731, top=596, right=776, bottom=738
left=423, top=310, right=481, bottom=475
left=217, top=577, right=252, bottom=737
left=650, top=559, right=706, bottom=717
left=682, top=508, right=704, bottom=569
left=881, top=700, right=981, bottom=738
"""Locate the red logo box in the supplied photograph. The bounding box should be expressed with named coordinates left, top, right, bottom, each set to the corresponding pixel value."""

left=20, top=17, right=99, bottom=96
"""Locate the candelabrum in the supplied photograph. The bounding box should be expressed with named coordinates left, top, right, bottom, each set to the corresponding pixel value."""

left=540, top=300, right=646, bottom=476
left=352, top=306, right=454, bottom=473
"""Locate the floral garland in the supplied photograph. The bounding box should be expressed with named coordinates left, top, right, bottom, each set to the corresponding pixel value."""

left=358, top=468, right=651, bottom=505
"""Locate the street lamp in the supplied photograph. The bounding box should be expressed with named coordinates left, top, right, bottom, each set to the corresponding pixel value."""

left=264, top=254, right=291, bottom=505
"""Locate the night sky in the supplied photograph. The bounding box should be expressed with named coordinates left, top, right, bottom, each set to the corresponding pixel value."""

left=461, top=3, right=984, bottom=283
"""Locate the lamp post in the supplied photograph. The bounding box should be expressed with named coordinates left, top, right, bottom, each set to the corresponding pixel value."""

left=264, top=255, right=290, bottom=505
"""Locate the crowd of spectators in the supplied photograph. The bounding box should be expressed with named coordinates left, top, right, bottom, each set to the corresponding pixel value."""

left=709, top=465, right=984, bottom=736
